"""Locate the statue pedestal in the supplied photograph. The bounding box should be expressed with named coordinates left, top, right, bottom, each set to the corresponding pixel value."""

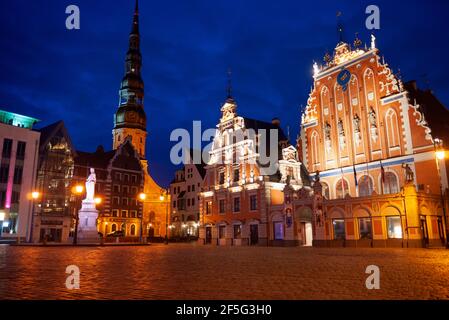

left=77, top=200, right=100, bottom=244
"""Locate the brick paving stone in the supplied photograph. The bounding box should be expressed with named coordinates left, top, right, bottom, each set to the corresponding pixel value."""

left=0, top=244, right=449, bottom=300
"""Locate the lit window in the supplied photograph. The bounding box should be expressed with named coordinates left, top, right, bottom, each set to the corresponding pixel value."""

left=336, top=179, right=349, bottom=199
left=387, top=216, right=402, bottom=239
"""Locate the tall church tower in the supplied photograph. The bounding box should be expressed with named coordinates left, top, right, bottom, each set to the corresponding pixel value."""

left=113, top=0, right=147, bottom=158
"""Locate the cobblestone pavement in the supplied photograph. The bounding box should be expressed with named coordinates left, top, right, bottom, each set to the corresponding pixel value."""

left=1, top=244, right=449, bottom=300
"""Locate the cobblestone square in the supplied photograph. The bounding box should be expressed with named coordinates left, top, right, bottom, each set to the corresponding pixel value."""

left=1, top=244, right=449, bottom=300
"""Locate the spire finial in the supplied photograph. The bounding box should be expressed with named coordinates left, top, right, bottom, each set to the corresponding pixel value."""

left=131, top=0, right=139, bottom=35
left=336, top=11, right=344, bottom=43
left=353, top=32, right=362, bottom=48
left=226, top=68, right=232, bottom=98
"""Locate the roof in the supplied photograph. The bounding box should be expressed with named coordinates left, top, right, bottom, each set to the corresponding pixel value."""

left=74, top=149, right=116, bottom=169
left=37, top=120, right=76, bottom=156
left=404, top=81, right=449, bottom=143
left=243, top=117, right=289, bottom=142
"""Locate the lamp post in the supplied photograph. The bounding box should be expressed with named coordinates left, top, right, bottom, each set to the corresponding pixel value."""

left=28, top=191, right=41, bottom=243
left=434, top=138, right=449, bottom=249
left=160, top=189, right=169, bottom=245
left=72, top=184, right=84, bottom=245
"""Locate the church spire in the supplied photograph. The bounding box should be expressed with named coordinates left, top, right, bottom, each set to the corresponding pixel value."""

left=113, top=1, right=147, bottom=158
left=131, top=0, right=139, bottom=35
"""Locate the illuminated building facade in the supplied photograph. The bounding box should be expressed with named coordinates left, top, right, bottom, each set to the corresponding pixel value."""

left=169, top=150, right=205, bottom=239
left=72, top=139, right=147, bottom=240
left=0, top=109, right=40, bottom=242
left=295, top=34, right=449, bottom=247
left=198, top=92, right=309, bottom=246
left=110, top=0, right=169, bottom=240
left=32, top=121, right=75, bottom=243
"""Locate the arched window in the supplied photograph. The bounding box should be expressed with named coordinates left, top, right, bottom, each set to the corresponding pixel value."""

left=358, top=175, right=374, bottom=197
left=321, top=182, right=330, bottom=200
left=311, top=131, right=319, bottom=165
left=130, top=224, right=136, bottom=236
left=336, top=179, right=349, bottom=199
left=383, top=172, right=399, bottom=194
left=385, top=109, right=400, bottom=148
left=111, top=224, right=117, bottom=232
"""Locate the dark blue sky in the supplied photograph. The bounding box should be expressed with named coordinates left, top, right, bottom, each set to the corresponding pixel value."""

left=1, top=0, right=449, bottom=186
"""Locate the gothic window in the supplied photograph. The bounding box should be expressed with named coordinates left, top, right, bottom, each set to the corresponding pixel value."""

left=111, top=224, right=117, bottom=232
left=336, top=179, right=349, bottom=199
left=385, top=109, right=400, bottom=149
left=383, top=172, right=399, bottom=194
left=358, top=175, right=374, bottom=197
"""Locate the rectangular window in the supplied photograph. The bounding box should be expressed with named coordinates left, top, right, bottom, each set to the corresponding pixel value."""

left=250, top=195, right=257, bottom=211
left=219, top=172, right=225, bottom=185
left=130, top=210, right=137, bottom=218
left=123, top=186, right=129, bottom=194
left=173, top=200, right=176, bottom=208
left=115, top=172, right=121, bottom=181
left=121, top=210, right=128, bottom=218
left=11, top=191, right=20, bottom=204
left=112, top=197, right=119, bottom=205
left=13, top=166, right=23, bottom=185
left=233, top=169, right=240, bottom=182
left=206, top=201, right=212, bottom=215
left=131, top=175, right=137, bottom=183
left=219, top=225, right=226, bottom=239
left=122, top=198, right=128, bottom=206
left=16, top=141, right=26, bottom=160
left=113, top=185, right=120, bottom=193
left=131, top=186, right=138, bottom=195
left=2, top=139, right=12, bottom=158
left=387, top=216, right=403, bottom=239
left=359, top=218, right=372, bottom=239
left=0, top=190, right=6, bottom=208
left=112, top=209, right=119, bottom=217
left=188, top=185, right=191, bottom=192
left=219, top=199, right=225, bottom=214
left=233, top=225, right=241, bottom=239
left=191, top=198, right=195, bottom=206
left=187, top=199, right=191, bottom=206
left=124, top=174, right=129, bottom=182
left=233, top=197, right=240, bottom=213
left=0, top=165, right=9, bottom=183
left=333, top=219, right=346, bottom=240
left=192, top=185, right=195, bottom=192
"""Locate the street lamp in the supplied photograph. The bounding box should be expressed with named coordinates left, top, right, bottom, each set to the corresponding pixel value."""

left=72, top=184, right=84, bottom=245
left=160, top=189, right=169, bottom=245
left=136, top=192, right=148, bottom=243
left=28, top=191, right=41, bottom=243
left=434, top=138, right=449, bottom=249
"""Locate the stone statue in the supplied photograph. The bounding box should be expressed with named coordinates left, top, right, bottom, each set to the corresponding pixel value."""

left=368, top=107, right=377, bottom=128
left=353, top=114, right=361, bottom=133
left=403, top=163, right=414, bottom=182
left=85, top=168, right=96, bottom=202
left=324, top=122, right=331, bottom=140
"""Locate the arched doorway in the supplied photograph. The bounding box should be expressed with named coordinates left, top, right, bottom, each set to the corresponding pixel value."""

left=295, top=206, right=313, bottom=246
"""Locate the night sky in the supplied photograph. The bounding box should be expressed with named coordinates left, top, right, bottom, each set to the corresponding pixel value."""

left=1, top=0, right=449, bottom=186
